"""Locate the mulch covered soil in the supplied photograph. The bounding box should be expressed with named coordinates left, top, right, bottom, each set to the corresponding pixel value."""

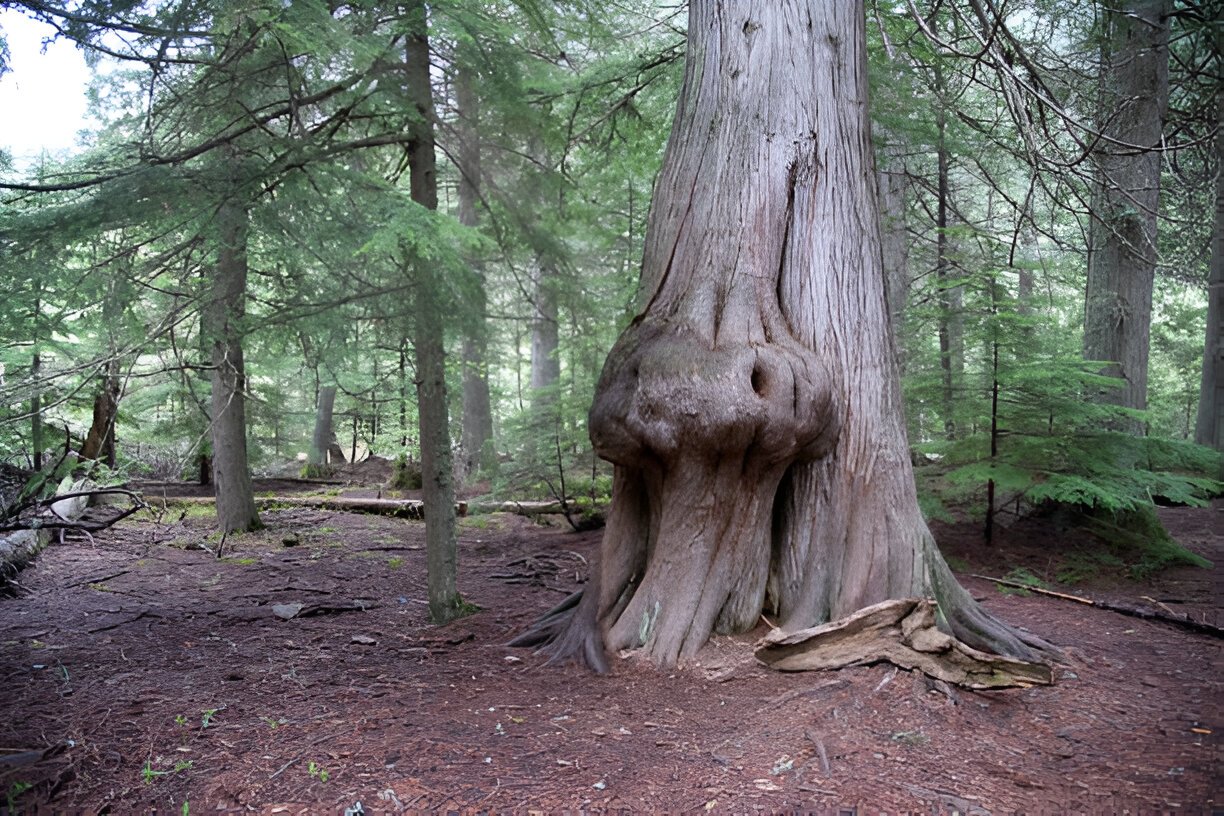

left=0, top=494, right=1220, bottom=814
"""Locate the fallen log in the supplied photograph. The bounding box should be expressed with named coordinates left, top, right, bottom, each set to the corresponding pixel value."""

left=153, top=495, right=468, bottom=519
left=0, top=477, right=94, bottom=586
left=755, top=598, right=1053, bottom=689
left=968, top=573, right=1223, bottom=640
left=467, top=500, right=568, bottom=515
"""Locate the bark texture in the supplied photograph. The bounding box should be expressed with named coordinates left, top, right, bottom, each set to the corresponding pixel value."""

left=1194, top=74, right=1223, bottom=453
left=1083, top=0, right=1171, bottom=420
left=406, top=2, right=462, bottom=624
left=206, top=196, right=261, bottom=534
left=514, top=1, right=1050, bottom=670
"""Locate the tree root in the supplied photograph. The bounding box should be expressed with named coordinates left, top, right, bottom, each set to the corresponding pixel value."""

left=507, top=588, right=608, bottom=673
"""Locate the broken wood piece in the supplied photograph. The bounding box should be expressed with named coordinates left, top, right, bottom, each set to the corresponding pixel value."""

left=803, top=729, right=831, bottom=774
left=754, top=598, right=1053, bottom=689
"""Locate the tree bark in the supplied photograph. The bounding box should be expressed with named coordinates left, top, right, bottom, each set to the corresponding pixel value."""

left=514, top=1, right=1051, bottom=670
left=1083, top=0, right=1171, bottom=425
left=205, top=195, right=262, bottom=534
left=406, top=0, right=462, bottom=624
left=1194, top=69, right=1223, bottom=454
left=456, top=63, right=494, bottom=480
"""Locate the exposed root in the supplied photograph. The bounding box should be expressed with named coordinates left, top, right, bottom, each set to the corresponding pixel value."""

left=922, top=535, right=1063, bottom=663
left=508, top=587, right=608, bottom=673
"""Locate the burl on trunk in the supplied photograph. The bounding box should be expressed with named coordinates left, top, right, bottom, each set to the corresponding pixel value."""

left=514, top=1, right=1054, bottom=678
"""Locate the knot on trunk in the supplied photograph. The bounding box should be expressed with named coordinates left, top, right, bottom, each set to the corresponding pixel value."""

left=590, top=316, right=839, bottom=470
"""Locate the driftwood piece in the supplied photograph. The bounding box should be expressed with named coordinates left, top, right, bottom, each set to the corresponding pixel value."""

left=155, top=495, right=468, bottom=519
left=968, top=573, right=1223, bottom=640
left=755, top=598, right=1053, bottom=689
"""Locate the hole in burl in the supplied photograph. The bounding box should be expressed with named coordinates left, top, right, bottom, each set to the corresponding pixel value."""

left=751, top=365, right=767, bottom=397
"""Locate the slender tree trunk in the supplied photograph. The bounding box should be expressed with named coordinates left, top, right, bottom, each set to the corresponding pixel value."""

left=456, top=63, right=494, bottom=480
left=934, top=98, right=962, bottom=440
left=398, top=339, right=409, bottom=449
left=515, top=1, right=1049, bottom=670
left=1195, top=73, right=1224, bottom=454
left=30, top=351, right=43, bottom=472
left=206, top=196, right=261, bottom=534
left=877, top=145, right=910, bottom=337
left=308, top=385, right=338, bottom=469
left=1083, top=0, right=1171, bottom=427
left=530, top=262, right=561, bottom=395
left=80, top=359, right=121, bottom=466
left=406, top=1, right=462, bottom=624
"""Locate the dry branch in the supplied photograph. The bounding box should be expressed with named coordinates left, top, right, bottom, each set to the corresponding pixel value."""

left=968, top=573, right=1223, bottom=639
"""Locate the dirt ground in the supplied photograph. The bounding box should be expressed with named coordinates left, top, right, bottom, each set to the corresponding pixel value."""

left=0, top=484, right=1219, bottom=814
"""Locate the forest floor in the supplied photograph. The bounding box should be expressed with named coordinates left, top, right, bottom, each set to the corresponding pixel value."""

left=0, top=476, right=1219, bottom=814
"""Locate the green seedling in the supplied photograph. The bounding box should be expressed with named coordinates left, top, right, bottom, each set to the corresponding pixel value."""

left=174, top=714, right=189, bottom=727
left=141, top=759, right=193, bottom=784
left=7, top=781, right=32, bottom=812
left=307, top=761, right=330, bottom=782
left=387, top=557, right=404, bottom=569
left=201, top=706, right=224, bottom=728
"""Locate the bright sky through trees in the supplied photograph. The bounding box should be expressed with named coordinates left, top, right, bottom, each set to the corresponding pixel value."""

left=0, top=9, right=91, bottom=165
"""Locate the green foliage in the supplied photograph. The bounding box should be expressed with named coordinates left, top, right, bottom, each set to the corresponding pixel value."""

left=7, top=781, right=32, bottom=813
left=141, top=759, right=192, bottom=784
left=939, top=431, right=1223, bottom=516
left=1078, top=506, right=1212, bottom=580
left=390, top=453, right=423, bottom=491
left=306, top=761, right=329, bottom=783
left=998, top=567, right=1046, bottom=596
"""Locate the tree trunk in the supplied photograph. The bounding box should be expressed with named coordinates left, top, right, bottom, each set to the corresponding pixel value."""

left=406, top=0, right=462, bottom=624
left=456, top=63, right=494, bottom=480
left=934, top=98, right=963, bottom=440
left=877, top=146, right=910, bottom=336
left=206, top=196, right=262, bottom=534
left=30, top=351, right=43, bottom=472
left=530, top=262, right=561, bottom=395
left=308, top=385, right=338, bottom=469
left=514, top=0, right=1051, bottom=671
left=1194, top=72, right=1223, bottom=454
left=80, top=359, right=120, bottom=467
left=1083, top=0, right=1171, bottom=426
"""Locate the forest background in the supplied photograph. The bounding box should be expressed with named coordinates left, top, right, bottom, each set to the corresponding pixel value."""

left=0, top=0, right=1220, bottom=576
